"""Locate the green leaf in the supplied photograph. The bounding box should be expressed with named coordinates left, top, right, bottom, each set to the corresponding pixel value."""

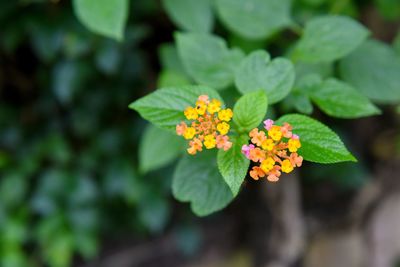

left=375, top=0, right=400, bottom=21
left=217, top=135, right=250, bottom=196
left=292, top=15, right=369, bottom=63
left=215, top=0, right=292, bottom=40
left=310, top=78, right=381, bottom=118
left=339, top=39, right=400, bottom=104
left=233, top=90, right=268, bottom=132
left=394, top=31, right=400, bottom=56
left=162, top=0, right=214, bottom=33
left=172, top=151, right=234, bottom=216
left=129, top=85, right=222, bottom=131
left=157, top=70, right=191, bottom=88
left=139, top=124, right=185, bottom=174
left=235, top=50, right=295, bottom=103
left=159, top=43, right=187, bottom=75
left=176, top=32, right=244, bottom=90
left=73, top=0, right=128, bottom=41
left=276, top=114, right=356, bottom=163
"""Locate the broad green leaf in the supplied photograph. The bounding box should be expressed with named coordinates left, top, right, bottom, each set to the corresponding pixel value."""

left=73, top=0, right=128, bottom=41
left=129, top=85, right=222, bottom=131
left=176, top=32, right=244, bottom=90
left=310, top=78, right=381, bottom=118
left=276, top=114, right=356, bottom=163
left=339, top=39, right=400, bottom=103
left=217, top=135, right=250, bottom=196
left=157, top=70, right=191, bottom=88
left=233, top=90, right=268, bottom=132
left=284, top=93, right=313, bottom=115
left=294, top=61, right=333, bottom=81
left=162, top=0, right=214, bottom=33
left=215, top=0, right=292, bottom=40
left=172, top=151, right=234, bottom=216
left=292, top=15, right=369, bottom=63
left=394, top=31, right=400, bottom=56
left=159, top=43, right=187, bottom=75
left=235, top=50, right=295, bottom=103
left=139, top=124, right=184, bottom=174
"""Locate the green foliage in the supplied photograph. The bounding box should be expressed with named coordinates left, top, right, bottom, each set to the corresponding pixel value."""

left=276, top=114, right=356, bottom=163
left=233, top=90, right=268, bottom=133
left=173, top=151, right=234, bottom=216
left=292, top=15, right=369, bottom=63
left=217, top=135, right=250, bottom=196
left=215, top=0, right=292, bottom=40
left=73, top=0, right=128, bottom=41
left=339, top=39, right=400, bottom=103
left=176, top=32, right=244, bottom=89
left=1, top=0, right=399, bottom=265
left=235, top=50, right=295, bottom=103
left=162, top=0, right=214, bottom=33
left=310, top=78, right=381, bottom=118
left=139, top=124, right=184, bottom=174
left=129, top=85, right=223, bottom=131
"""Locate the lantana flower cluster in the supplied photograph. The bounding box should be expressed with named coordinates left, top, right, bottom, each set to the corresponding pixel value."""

left=242, top=119, right=303, bottom=182
left=176, top=95, right=233, bottom=155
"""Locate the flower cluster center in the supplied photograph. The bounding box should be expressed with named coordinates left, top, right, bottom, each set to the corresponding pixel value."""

left=242, top=119, right=303, bottom=182
left=176, top=95, right=233, bottom=155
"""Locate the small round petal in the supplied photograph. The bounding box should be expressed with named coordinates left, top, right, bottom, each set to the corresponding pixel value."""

left=288, top=138, right=301, bottom=152
left=183, top=127, right=196, bottom=140
left=250, top=166, right=265, bottom=180
left=198, top=95, right=209, bottom=104
left=218, top=108, right=233, bottom=122
left=207, top=99, right=222, bottom=114
left=281, top=159, right=294, bottom=173
left=268, top=126, right=282, bottom=141
left=217, top=122, right=230, bottom=135
left=260, top=157, right=275, bottom=173
left=261, top=139, right=274, bottom=151
left=263, top=119, right=274, bottom=130
left=184, top=107, right=198, bottom=120
left=176, top=122, right=187, bottom=136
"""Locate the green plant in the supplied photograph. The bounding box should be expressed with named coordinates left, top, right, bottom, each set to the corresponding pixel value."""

left=127, top=0, right=399, bottom=216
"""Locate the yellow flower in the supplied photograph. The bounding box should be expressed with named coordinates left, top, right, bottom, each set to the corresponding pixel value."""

left=268, top=126, right=282, bottom=141
left=207, top=99, right=221, bottom=114
left=195, top=100, right=207, bottom=115
left=281, top=159, right=294, bottom=173
left=184, top=107, right=198, bottom=120
left=183, top=127, right=196, bottom=140
left=242, top=119, right=303, bottom=182
left=204, top=134, right=216, bottom=149
left=288, top=138, right=301, bottom=152
left=217, top=122, right=230, bottom=135
left=260, top=157, right=275, bottom=173
left=218, top=108, right=233, bottom=122
left=261, top=138, right=274, bottom=151
left=176, top=95, right=233, bottom=155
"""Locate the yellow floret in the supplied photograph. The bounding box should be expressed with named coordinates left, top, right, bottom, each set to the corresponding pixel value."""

left=184, top=107, right=198, bottom=120
left=288, top=138, right=301, bottom=152
left=260, top=157, right=275, bottom=173
left=203, top=134, right=216, bottom=149
left=218, top=108, right=233, bottom=122
left=183, top=127, right=196, bottom=140
left=261, top=139, right=274, bottom=151
left=281, top=159, right=294, bottom=173
left=217, top=122, right=230, bottom=135
left=268, top=126, right=282, bottom=141
left=195, top=101, right=207, bottom=115
left=207, top=99, right=221, bottom=114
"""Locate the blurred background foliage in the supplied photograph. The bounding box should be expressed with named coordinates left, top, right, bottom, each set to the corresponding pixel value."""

left=0, top=0, right=399, bottom=267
